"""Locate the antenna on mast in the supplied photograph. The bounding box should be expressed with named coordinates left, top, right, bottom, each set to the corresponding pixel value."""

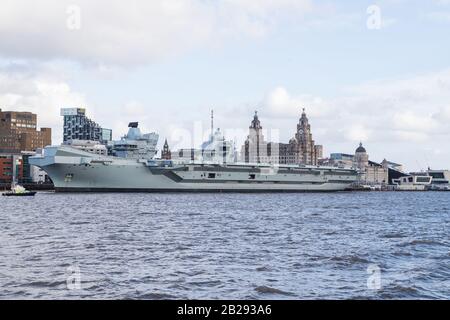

left=416, top=160, right=423, bottom=172
left=423, top=154, right=430, bottom=172
left=211, top=109, right=214, bottom=136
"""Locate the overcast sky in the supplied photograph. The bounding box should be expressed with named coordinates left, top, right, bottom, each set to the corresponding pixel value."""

left=0, top=0, right=449, bottom=170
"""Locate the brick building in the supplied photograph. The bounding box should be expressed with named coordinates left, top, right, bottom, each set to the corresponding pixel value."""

left=0, top=155, right=23, bottom=183
left=0, top=109, right=52, bottom=154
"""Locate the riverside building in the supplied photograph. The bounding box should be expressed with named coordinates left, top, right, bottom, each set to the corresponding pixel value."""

left=241, top=109, right=323, bottom=165
left=323, top=143, right=405, bottom=186
left=61, top=108, right=112, bottom=145
left=0, top=109, right=51, bottom=154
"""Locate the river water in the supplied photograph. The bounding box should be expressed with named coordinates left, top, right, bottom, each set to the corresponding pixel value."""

left=0, top=191, right=449, bottom=299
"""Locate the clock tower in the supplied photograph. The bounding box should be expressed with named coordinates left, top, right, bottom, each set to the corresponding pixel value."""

left=242, top=111, right=268, bottom=163
left=290, top=108, right=321, bottom=165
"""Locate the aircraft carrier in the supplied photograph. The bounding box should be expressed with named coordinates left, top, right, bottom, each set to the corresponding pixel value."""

left=29, top=145, right=358, bottom=192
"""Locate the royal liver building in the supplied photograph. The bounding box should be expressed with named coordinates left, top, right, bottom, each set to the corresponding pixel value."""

left=241, top=109, right=323, bottom=165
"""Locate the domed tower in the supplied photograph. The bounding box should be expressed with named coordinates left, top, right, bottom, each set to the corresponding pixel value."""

left=243, top=111, right=265, bottom=163
left=354, top=142, right=369, bottom=171
left=293, top=108, right=317, bottom=165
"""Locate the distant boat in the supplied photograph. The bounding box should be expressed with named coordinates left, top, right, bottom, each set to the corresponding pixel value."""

left=392, top=174, right=432, bottom=191
left=2, top=184, right=36, bottom=197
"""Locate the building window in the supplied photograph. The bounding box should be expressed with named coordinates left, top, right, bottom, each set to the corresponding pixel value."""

left=208, top=173, right=216, bottom=179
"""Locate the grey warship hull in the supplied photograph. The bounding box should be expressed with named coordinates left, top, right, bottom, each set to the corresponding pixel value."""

left=30, top=146, right=358, bottom=192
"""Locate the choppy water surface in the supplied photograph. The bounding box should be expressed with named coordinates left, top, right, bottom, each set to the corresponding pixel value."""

left=0, top=192, right=449, bottom=299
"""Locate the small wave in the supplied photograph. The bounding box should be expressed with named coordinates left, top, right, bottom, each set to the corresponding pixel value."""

left=246, top=230, right=265, bottom=235
left=174, top=245, right=190, bottom=251
left=303, top=254, right=328, bottom=262
left=379, top=285, right=420, bottom=299
left=187, top=212, right=202, bottom=216
left=398, top=239, right=444, bottom=247
left=82, top=283, right=103, bottom=291
left=393, top=250, right=412, bottom=257
left=27, top=256, right=42, bottom=262
left=254, top=285, right=295, bottom=296
left=256, top=266, right=270, bottom=272
left=330, top=255, right=370, bottom=265
left=349, top=295, right=371, bottom=300
left=187, top=280, right=222, bottom=287
left=26, top=280, right=66, bottom=288
left=134, top=292, right=176, bottom=300
left=69, top=221, right=90, bottom=225
left=380, top=233, right=407, bottom=239
left=174, top=270, right=204, bottom=277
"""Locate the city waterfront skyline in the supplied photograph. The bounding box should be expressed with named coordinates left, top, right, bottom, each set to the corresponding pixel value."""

left=2, top=105, right=447, bottom=174
left=0, top=1, right=449, bottom=171
left=1, top=0, right=449, bottom=304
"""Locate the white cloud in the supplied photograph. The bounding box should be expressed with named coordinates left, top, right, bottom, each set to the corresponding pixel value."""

left=0, top=0, right=313, bottom=66
left=381, top=17, right=397, bottom=28
left=435, top=0, right=450, bottom=6
left=110, top=100, right=154, bottom=139
left=263, top=86, right=330, bottom=118
left=393, top=111, right=440, bottom=133
left=2, top=62, right=449, bottom=170
left=344, top=125, right=371, bottom=143
left=0, top=64, right=87, bottom=143
left=257, top=69, right=450, bottom=169
left=425, top=11, right=450, bottom=23
left=424, top=0, right=450, bottom=23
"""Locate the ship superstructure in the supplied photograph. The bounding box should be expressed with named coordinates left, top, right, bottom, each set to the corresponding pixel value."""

left=111, top=122, right=159, bottom=160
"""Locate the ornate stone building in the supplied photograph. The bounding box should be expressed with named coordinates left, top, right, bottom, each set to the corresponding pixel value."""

left=241, top=109, right=323, bottom=165
left=161, top=139, right=171, bottom=160
left=354, top=142, right=369, bottom=171
left=353, top=142, right=388, bottom=185
left=285, top=109, right=322, bottom=165
left=242, top=111, right=267, bottom=163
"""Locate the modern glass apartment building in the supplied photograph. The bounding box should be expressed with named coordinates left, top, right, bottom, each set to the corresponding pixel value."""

left=61, top=108, right=112, bottom=144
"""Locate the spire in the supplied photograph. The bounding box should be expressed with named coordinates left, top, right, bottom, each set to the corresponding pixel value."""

left=301, top=108, right=307, bottom=117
